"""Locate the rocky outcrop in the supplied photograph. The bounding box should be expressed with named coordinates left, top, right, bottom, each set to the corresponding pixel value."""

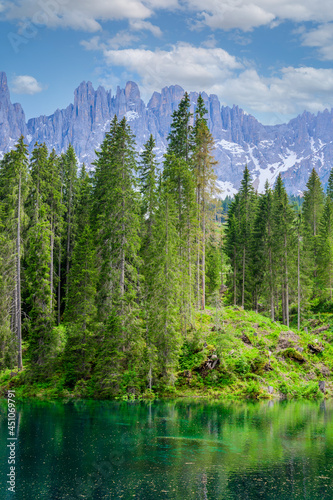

left=0, top=72, right=26, bottom=157
left=2, top=71, right=333, bottom=195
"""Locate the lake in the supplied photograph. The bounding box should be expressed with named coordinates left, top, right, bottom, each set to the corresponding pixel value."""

left=1, top=399, right=332, bottom=499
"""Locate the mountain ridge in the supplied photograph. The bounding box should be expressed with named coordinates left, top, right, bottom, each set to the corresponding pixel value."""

left=1, top=71, right=332, bottom=196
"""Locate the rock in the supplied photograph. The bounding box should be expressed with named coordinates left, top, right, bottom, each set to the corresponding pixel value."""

left=318, top=381, right=325, bottom=393
left=267, top=386, right=274, bottom=394
left=296, top=347, right=304, bottom=353
left=241, top=334, right=252, bottom=345
left=312, top=326, right=330, bottom=334
left=320, top=366, right=330, bottom=377
left=277, top=331, right=300, bottom=350
left=1, top=71, right=333, bottom=195
left=253, top=332, right=258, bottom=337
left=308, top=343, right=324, bottom=354
left=280, top=348, right=306, bottom=363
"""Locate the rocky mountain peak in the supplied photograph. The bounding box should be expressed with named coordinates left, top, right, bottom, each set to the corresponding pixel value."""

left=0, top=72, right=10, bottom=100
left=1, top=71, right=333, bottom=195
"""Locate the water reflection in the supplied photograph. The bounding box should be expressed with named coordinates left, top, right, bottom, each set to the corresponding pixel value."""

left=0, top=399, right=332, bottom=499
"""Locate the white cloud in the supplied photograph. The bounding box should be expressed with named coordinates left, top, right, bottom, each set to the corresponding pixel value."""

left=215, top=66, right=333, bottom=121
left=301, top=23, right=333, bottom=60
left=101, top=43, right=242, bottom=96
left=3, top=0, right=333, bottom=33
left=186, top=0, right=333, bottom=32
left=129, top=19, right=162, bottom=37
left=84, top=40, right=333, bottom=122
left=11, top=75, right=44, bottom=94
left=2, top=0, right=154, bottom=32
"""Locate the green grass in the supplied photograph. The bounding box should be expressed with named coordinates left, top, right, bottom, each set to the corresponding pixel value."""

left=1, top=305, right=333, bottom=401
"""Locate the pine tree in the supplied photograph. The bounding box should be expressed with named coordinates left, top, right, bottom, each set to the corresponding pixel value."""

left=92, top=116, right=142, bottom=389
left=139, top=134, right=158, bottom=239
left=302, top=168, right=325, bottom=296
left=225, top=194, right=240, bottom=306
left=146, top=184, right=181, bottom=386
left=0, top=202, right=16, bottom=368
left=25, top=206, right=55, bottom=368
left=272, top=175, right=297, bottom=326
left=251, top=182, right=275, bottom=317
left=63, top=167, right=97, bottom=386
left=318, top=197, right=333, bottom=300
left=0, top=137, right=29, bottom=370
left=238, top=166, right=256, bottom=308
left=192, top=94, right=217, bottom=309
left=163, top=93, right=195, bottom=330
left=327, top=168, right=333, bottom=200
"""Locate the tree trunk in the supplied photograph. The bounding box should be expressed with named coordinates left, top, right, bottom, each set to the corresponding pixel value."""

left=17, top=172, right=22, bottom=371
left=284, top=232, right=289, bottom=327
left=50, top=218, right=54, bottom=313
left=269, top=246, right=274, bottom=321
left=233, top=247, right=237, bottom=306
left=241, top=246, right=245, bottom=308
left=297, top=229, right=301, bottom=330
left=201, top=200, right=205, bottom=310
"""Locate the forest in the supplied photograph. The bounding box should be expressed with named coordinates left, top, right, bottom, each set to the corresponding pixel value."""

left=1, top=92, right=333, bottom=399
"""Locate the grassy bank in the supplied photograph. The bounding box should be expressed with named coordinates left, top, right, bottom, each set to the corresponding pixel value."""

left=1, top=306, right=332, bottom=401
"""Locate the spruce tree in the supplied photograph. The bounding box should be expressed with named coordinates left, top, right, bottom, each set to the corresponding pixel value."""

left=318, top=197, right=333, bottom=300
left=272, top=175, right=297, bottom=326
left=192, top=94, right=217, bottom=309
left=238, top=166, right=256, bottom=308
left=0, top=137, right=29, bottom=370
left=63, top=167, right=97, bottom=386
left=146, top=184, right=181, bottom=386
left=163, top=93, right=195, bottom=329
left=302, top=168, right=325, bottom=296
left=251, top=182, right=275, bottom=317
left=92, top=116, right=142, bottom=391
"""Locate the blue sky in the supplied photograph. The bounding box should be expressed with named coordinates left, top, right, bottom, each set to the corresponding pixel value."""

left=1, top=0, right=333, bottom=124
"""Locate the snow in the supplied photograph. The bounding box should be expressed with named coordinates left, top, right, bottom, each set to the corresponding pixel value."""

left=255, top=149, right=298, bottom=192
left=216, top=139, right=245, bottom=155
left=26, top=134, right=32, bottom=143
left=125, top=111, right=139, bottom=122
left=216, top=180, right=238, bottom=199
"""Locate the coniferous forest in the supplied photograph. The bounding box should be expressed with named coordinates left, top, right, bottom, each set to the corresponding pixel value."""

left=1, top=93, right=333, bottom=400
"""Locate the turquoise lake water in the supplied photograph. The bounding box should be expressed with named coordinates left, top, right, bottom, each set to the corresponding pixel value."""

left=1, top=399, right=333, bottom=499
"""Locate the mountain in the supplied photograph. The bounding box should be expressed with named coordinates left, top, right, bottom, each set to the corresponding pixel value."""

left=0, top=71, right=332, bottom=196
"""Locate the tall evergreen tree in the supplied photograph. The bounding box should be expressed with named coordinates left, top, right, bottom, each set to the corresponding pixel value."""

left=92, top=116, right=142, bottom=390
left=146, top=185, right=181, bottom=386
left=63, top=166, right=97, bottom=385
left=252, top=182, right=275, bottom=317
left=163, top=93, right=195, bottom=330
left=0, top=137, right=29, bottom=370
left=302, top=168, right=325, bottom=295
left=272, top=175, right=297, bottom=326
left=192, top=94, right=217, bottom=309
left=318, top=197, right=333, bottom=299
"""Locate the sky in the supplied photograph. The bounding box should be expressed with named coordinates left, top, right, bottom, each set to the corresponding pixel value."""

left=1, top=1, right=333, bottom=124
